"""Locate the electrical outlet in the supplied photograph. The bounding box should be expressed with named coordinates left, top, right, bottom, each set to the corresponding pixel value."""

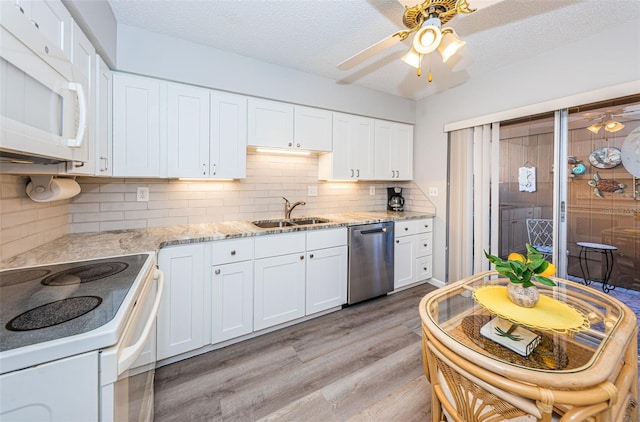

left=429, top=187, right=438, bottom=197
left=369, top=186, right=375, bottom=195
left=137, top=187, right=149, bottom=202
left=307, top=185, right=318, bottom=197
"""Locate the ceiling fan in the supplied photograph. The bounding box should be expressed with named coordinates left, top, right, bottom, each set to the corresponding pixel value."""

left=584, top=105, right=640, bottom=134
left=337, top=0, right=476, bottom=82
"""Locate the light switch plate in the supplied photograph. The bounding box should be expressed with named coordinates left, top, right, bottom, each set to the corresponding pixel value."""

left=429, top=187, right=438, bottom=197
left=369, top=186, right=375, bottom=195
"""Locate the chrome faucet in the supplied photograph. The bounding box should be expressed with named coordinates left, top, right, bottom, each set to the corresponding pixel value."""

left=283, top=197, right=306, bottom=219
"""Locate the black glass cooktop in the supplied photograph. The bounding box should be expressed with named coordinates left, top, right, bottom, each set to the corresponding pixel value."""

left=0, top=254, right=150, bottom=352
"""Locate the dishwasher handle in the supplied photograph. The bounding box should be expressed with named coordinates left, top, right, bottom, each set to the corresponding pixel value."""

left=359, top=227, right=388, bottom=235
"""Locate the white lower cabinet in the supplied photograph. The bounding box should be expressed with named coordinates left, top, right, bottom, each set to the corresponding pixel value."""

left=157, top=243, right=205, bottom=360
left=254, top=252, right=306, bottom=331
left=211, top=260, right=254, bottom=343
left=306, top=245, right=347, bottom=315
left=394, top=218, right=433, bottom=290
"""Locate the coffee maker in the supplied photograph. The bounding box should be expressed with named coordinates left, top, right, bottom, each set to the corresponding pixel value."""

left=387, top=187, right=405, bottom=212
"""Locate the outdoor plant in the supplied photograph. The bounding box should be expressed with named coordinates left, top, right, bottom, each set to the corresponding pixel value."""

left=485, top=243, right=556, bottom=287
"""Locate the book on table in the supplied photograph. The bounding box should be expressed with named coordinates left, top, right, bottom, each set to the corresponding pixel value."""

left=480, top=317, right=541, bottom=357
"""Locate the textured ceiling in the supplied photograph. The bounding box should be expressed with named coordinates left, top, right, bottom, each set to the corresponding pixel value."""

left=107, top=0, right=640, bottom=100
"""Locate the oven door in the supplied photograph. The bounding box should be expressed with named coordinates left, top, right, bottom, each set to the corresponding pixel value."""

left=100, top=268, right=164, bottom=422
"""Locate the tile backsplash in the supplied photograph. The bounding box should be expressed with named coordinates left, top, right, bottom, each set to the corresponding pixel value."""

left=1, top=152, right=434, bottom=260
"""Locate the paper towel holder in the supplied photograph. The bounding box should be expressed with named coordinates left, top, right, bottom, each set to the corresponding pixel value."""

left=26, top=176, right=81, bottom=202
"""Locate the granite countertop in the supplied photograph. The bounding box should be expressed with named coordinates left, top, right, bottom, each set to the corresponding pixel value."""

left=1, top=211, right=434, bottom=269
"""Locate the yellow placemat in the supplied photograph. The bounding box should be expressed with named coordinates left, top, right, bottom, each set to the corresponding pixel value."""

left=473, top=285, right=590, bottom=333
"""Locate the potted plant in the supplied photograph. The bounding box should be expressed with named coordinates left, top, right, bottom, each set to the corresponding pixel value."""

left=485, top=244, right=556, bottom=307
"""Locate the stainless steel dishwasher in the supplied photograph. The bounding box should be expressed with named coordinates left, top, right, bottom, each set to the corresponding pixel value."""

left=348, top=221, right=394, bottom=304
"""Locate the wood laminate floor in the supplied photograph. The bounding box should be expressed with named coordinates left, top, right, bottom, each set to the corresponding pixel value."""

left=154, top=283, right=437, bottom=422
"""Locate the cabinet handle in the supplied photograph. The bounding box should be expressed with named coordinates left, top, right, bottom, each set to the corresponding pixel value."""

left=31, top=20, right=39, bottom=29
left=203, top=163, right=207, bottom=175
left=214, top=269, right=221, bottom=275
left=309, top=253, right=314, bottom=259
left=230, top=250, right=236, bottom=256
left=212, top=163, right=217, bottom=175
left=16, top=4, right=24, bottom=13
left=356, top=169, right=360, bottom=177
left=350, top=169, right=354, bottom=177
left=300, top=255, right=304, bottom=260
left=100, top=156, right=108, bottom=172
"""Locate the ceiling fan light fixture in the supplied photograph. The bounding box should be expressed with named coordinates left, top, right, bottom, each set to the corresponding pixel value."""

left=437, top=28, right=465, bottom=62
left=401, top=47, right=422, bottom=69
left=587, top=122, right=603, bottom=134
left=413, top=17, right=442, bottom=54
left=604, top=120, right=624, bottom=132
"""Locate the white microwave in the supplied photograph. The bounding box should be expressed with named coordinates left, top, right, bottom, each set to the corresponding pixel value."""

left=0, top=2, right=87, bottom=165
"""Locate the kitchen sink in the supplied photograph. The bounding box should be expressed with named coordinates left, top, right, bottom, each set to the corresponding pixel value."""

left=252, top=217, right=330, bottom=229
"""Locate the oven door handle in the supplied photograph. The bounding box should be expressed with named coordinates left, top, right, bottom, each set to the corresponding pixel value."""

left=117, top=269, right=164, bottom=375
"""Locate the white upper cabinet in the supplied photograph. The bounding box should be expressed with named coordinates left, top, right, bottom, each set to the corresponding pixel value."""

left=247, top=98, right=293, bottom=149
left=293, top=105, right=332, bottom=152
left=210, top=91, right=247, bottom=179
left=95, top=55, right=112, bottom=176
left=12, top=0, right=73, bottom=60
left=374, top=120, right=413, bottom=181
left=247, top=98, right=331, bottom=152
left=318, top=112, right=374, bottom=180
left=167, top=82, right=211, bottom=178
left=112, top=73, right=163, bottom=177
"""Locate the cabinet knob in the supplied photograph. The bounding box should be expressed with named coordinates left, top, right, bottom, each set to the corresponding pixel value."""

left=404, top=227, right=409, bottom=231
left=396, top=239, right=400, bottom=244
left=288, top=142, right=293, bottom=147
left=309, top=253, right=314, bottom=259
left=423, top=267, right=428, bottom=271
left=230, top=250, right=236, bottom=256
left=423, top=244, right=427, bottom=247
left=300, top=255, right=304, bottom=260
left=296, top=143, right=300, bottom=148
left=214, top=269, right=221, bottom=275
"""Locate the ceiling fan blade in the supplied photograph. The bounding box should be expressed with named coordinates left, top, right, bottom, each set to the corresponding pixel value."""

left=396, top=0, right=419, bottom=7
left=337, top=33, right=403, bottom=70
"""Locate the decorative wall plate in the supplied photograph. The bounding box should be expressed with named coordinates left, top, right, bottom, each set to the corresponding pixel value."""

left=588, top=147, right=622, bottom=169
left=621, top=126, right=640, bottom=177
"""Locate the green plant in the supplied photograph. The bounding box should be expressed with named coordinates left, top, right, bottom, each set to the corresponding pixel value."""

left=484, top=243, right=556, bottom=288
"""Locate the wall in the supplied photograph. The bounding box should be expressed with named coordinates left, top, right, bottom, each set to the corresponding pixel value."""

left=62, top=0, right=117, bottom=67
left=414, top=19, right=640, bottom=282
left=68, top=152, right=433, bottom=233
left=0, top=175, right=70, bottom=260
left=115, top=25, right=416, bottom=125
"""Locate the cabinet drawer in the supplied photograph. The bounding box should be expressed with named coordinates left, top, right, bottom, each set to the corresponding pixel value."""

left=307, top=228, right=347, bottom=250
left=415, top=218, right=432, bottom=233
left=394, top=220, right=416, bottom=237
left=416, top=232, right=433, bottom=257
left=211, top=238, right=254, bottom=265
left=416, top=257, right=432, bottom=281
left=254, top=232, right=305, bottom=259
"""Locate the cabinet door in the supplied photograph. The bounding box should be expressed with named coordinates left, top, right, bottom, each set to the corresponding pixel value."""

left=374, top=121, right=413, bottom=180
left=416, top=232, right=433, bottom=257
left=16, top=0, right=73, bottom=60
left=394, top=236, right=416, bottom=289
left=254, top=253, right=305, bottom=331
left=167, top=83, right=210, bottom=178
left=306, top=246, right=347, bottom=315
left=157, top=244, right=205, bottom=360
left=211, top=261, right=253, bottom=343
left=113, top=73, right=162, bottom=177
left=247, top=98, right=293, bottom=148
left=350, top=115, right=375, bottom=179
left=95, top=55, right=112, bottom=176
left=294, top=106, right=332, bottom=152
left=66, top=22, right=94, bottom=173
left=319, top=112, right=374, bottom=180
left=415, top=256, right=433, bottom=281
left=210, top=91, right=247, bottom=179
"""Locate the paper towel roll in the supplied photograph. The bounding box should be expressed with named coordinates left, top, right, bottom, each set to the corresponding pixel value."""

left=26, top=177, right=81, bottom=202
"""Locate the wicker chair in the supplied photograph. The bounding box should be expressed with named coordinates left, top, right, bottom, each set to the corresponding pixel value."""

left=526, top=218, right=553, bottom=260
